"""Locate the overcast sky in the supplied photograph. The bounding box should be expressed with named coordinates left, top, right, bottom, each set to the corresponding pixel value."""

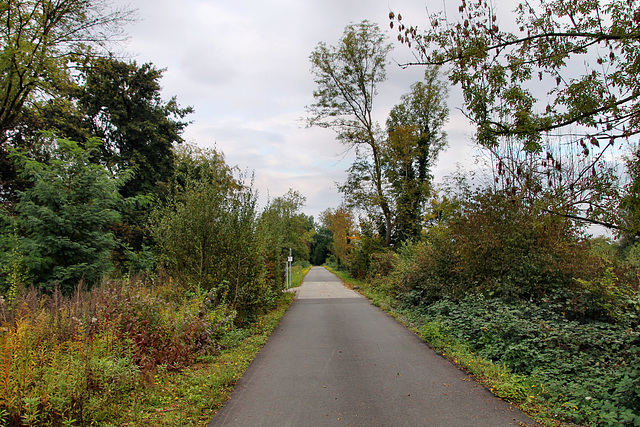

left=113, top=0, right=479, bottom=220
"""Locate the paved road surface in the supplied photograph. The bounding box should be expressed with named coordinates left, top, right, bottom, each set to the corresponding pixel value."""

left=209, top=266, right=536, bottom=426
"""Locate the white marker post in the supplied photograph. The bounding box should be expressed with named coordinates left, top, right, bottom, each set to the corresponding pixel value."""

left=287, top=248, right=293, bottom=289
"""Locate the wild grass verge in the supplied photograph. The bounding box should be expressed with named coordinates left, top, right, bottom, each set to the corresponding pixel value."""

left=327, top=266, right=640, bottom=426
left=0, top=272, right=301, bottom=427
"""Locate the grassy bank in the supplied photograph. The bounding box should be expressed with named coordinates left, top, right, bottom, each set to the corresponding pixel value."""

left=0, top=266, right=311, bottom=426
left=326, top=266, right=640, bottom=426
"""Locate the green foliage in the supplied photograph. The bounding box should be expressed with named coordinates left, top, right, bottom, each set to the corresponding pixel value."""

left=5, top=56, right=193, bottom=266
left=385, top=67, right=449, bottom=243
left=620, top=146, right=640, bottom=241
left=321, top=206, right=357, bottom=267
left=391, top=0, right=640, bottom=153
left=0, top=222, right=30, bottom=302
left=0, top=0, right=133, bottom=141
left=152, top=147, right=310, bottom=324
left=258, top=189, right=313, bottom=281
left=78, top=57, right=194, bottom=199
left=395, top=188, right=601, bottom=307
left=151, top=145, right=267, bottom=323
left=310, top=225, right=331, bottom=265
left=414, top=295, right=640, bottom=425
left=346, top=233, right=384, bottom=279
left=6, top=138, right=124, bottom=291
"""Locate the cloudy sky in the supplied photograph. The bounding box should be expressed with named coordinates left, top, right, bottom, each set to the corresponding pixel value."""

left=112, top=0, right=479, bottom=219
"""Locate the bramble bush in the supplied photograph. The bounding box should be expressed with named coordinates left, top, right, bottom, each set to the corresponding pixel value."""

left=412, top=295, right=640, bottom=425
left=392, top=190, right=623, bottom=318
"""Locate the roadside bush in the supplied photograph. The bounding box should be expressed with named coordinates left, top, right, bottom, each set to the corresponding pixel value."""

left=449, top=190, right=594, bottom=300
left=346, top=234, right=383, bottom=279
left=396, top=189, right=608, bottom=314
left=391, top=227, right=459, bottom=306
left=99, top=279, right=233, bottom=372
left=151, top=146, right=269, bottom=324
left=414, top=294, right=640, bottom=425
left=367, top=249, right=399, bottom=281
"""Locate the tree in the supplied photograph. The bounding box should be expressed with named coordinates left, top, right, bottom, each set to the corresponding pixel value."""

left=308, top=21, right=395, bottom=245
left=310, top=225, right=331, bottom=265
left=5, top=57, right=194, bottom=261
left=385, top=67, right=449, bottom=242
left=391, top=1, right=640, bottom=151
left=78, top=57, right=193, bottom=198
left=619, top=146, right=640, bottom=243
left=321, top=206, right=356, bottom=266
left=0, top=0, right=133, bottom=143
left=390, top=1, right=640, bottom=230
left=5, top=137, right=124, bottom=291
left=151, top=145, right=267, bottom=322
left=258, top=190, right=313, bottom=289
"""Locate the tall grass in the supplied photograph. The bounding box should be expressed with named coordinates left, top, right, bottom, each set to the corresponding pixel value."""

left=0, top=271, right=291, bottom=426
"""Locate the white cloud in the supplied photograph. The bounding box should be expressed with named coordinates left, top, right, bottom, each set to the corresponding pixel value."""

left=112, top=0, right=477, bottom=220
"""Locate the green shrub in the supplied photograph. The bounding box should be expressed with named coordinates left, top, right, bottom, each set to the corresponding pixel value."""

left=7, top=139, right=124, bottom=292
left=346, top=234, right=383, bottom=279
left=396, top=189, right=609, bottom=314
left=367, top=249, right=399, bottom=281
left=390, top=235, right=454, bottom=306
left=415, top=295, right=640, bottom=425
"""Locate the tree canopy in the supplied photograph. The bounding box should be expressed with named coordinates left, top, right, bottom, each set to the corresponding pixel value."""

left=308, top=21, right=395, bottom=245
left=385, top=67, right=449, bottom=242
left=390, top=0, right=639, bottom=233
left=0, top=0, right=134, bottom=143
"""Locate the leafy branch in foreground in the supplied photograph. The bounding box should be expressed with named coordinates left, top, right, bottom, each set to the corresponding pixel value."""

left=0, top=0, right=135, bottom=142
left=391, top=0, right=640, bottom=152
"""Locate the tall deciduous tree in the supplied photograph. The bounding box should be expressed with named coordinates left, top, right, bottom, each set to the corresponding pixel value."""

left=307, top=21, right=395, bottom=245
left=0, top=0, right=133, bottom=143
left=385, top=67, right=449, bottom=242
left=79, top=57, right=193, bottom=198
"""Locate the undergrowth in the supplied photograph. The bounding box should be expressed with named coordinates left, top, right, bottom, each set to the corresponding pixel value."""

left=0, top=268, right=306, bottom=426
left=332, top=267, right=640, bottom=427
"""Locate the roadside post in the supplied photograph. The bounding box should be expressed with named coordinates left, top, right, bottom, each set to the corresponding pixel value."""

left=287, top=248, right=293, bottom=289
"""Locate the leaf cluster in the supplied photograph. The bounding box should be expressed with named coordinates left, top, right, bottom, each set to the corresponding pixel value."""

left=0, top=0, right=135, bottom=140
left=2, top=138, right=125, bottom=291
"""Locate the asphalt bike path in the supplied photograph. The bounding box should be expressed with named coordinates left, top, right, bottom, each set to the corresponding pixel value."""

left=209, top=266, right=536, bottom=426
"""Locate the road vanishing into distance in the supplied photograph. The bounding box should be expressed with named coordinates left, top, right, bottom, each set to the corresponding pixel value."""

left=209, top=266, right=536, bottom=426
